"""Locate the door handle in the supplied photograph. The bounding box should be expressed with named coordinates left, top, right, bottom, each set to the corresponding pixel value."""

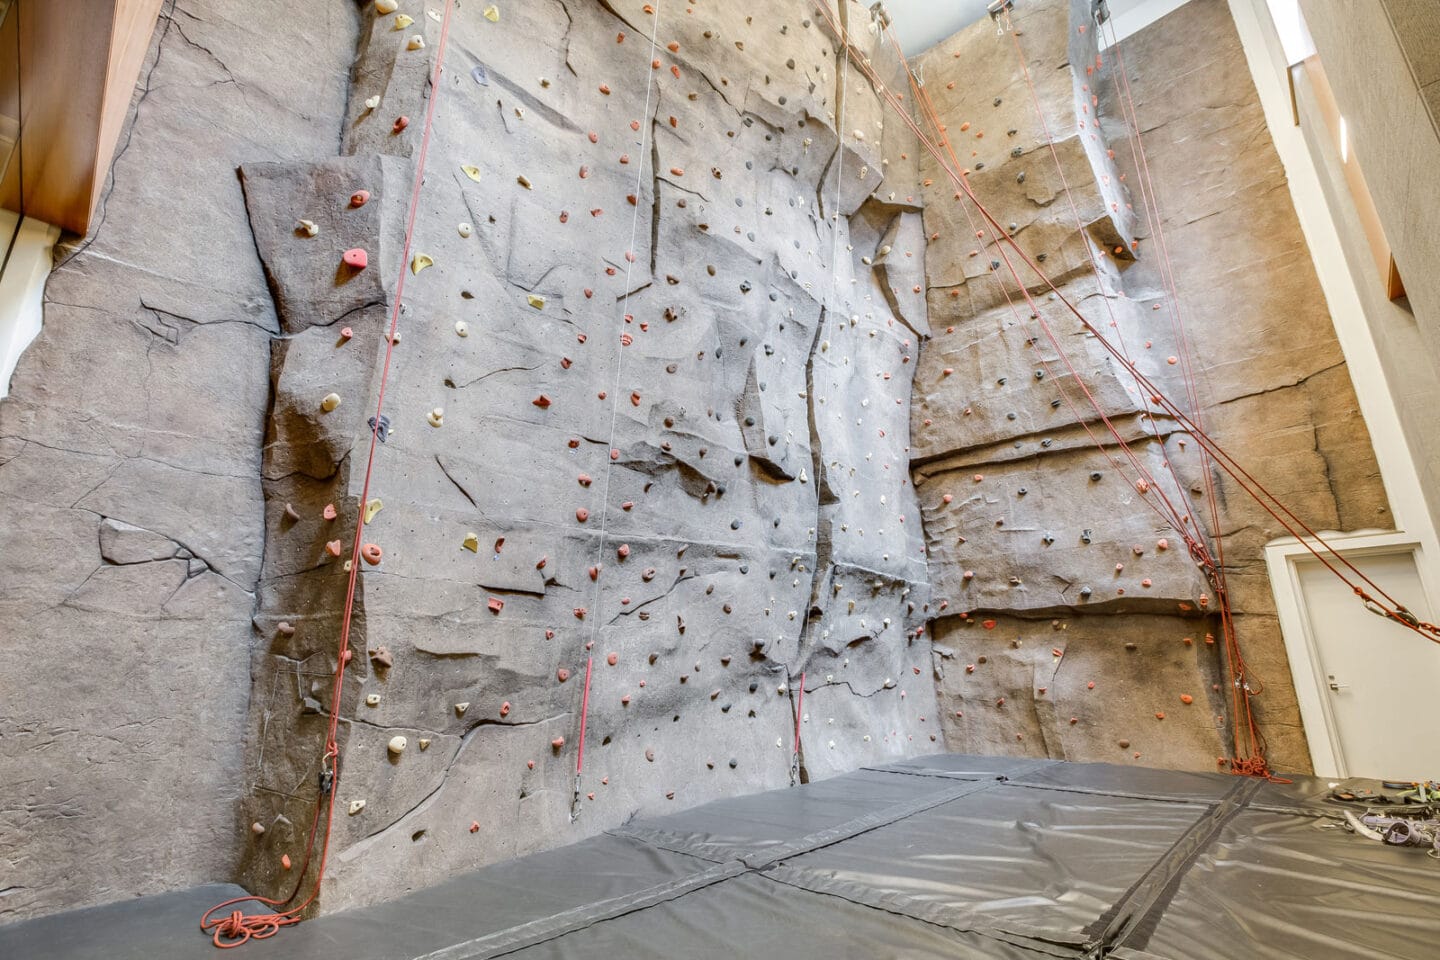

left=1327, top=674, right=1349, bottom=692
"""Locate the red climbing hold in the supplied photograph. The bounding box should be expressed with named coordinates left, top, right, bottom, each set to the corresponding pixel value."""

left=533, top=394, right=552, bottom=408
left=470, top=821, right=480, bottom=833
left=350, top=190, right=370, bottom=207
left=392, top=116, right=409, bottom=133
left=982, top=619, right=996, bottom=630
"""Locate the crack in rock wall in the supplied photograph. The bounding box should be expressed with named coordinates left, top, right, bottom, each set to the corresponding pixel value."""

left=235, top=0, right=939, bottom=914
left=910, top=0, right=1389, bottom=773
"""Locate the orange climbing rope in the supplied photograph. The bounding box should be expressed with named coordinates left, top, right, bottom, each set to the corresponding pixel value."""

left=199, top=0, right=457, bottom=946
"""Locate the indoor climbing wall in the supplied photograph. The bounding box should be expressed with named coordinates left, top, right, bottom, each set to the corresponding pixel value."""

left=911, top=0, right=1388, bottom=772
left=235, top=0, right=938, bottom=913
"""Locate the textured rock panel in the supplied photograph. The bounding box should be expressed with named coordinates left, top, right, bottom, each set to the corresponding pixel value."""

left=910, top=0, right=1389, bottom=775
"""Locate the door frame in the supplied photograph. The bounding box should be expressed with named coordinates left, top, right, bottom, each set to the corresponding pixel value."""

left=1265, top=530, right=1433, bottom=778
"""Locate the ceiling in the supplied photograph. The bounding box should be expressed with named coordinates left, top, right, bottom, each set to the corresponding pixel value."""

left=882, top=0, right=1188, bottom=55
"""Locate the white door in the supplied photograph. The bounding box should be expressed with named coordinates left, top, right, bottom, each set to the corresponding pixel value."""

left=1295, top=550, right=1440, bottom=781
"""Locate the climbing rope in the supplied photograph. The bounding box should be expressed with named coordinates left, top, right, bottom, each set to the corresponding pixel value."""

left=570, top=0, right=664, bottom=823
left=199, top=0, right=458, bottom=946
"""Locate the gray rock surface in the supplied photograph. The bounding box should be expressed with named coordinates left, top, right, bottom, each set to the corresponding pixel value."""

left=914, top=0, right=1388, bottom=774
left=0, top=0, right=1394, bottom=927
left=0, top=0, right=361, bottom=925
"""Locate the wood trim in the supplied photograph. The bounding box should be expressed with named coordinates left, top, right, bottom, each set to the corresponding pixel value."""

left=13, top=0, right=162, bottom=235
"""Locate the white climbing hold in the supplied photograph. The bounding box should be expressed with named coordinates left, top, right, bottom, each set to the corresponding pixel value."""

left=455, top=702, right=470, bottom=715
left=462, top=164, right=481, bottom=182
left=411, top=253, right=433, bottom=274
left=427, top=407, right=444, bottom=428
left=457, top=222, right=473, bottom=238
left=407, top=34, right=425, bottom=50
left=388, top=735, right=407, bottom=755
left=365, top=694, right=381, bottom=706
left=394, top=13, right=413, bottom=29
left=454, top=320, right=469, bottom=337
left=321, top=392, right=342, bottom=412
left=364, top=94, right=380, bottom=110
left=297, top=219, right=318, bottom=237
left=348, top=799, right=366, bottom=815
left=374, top=0, right=397, bottom=12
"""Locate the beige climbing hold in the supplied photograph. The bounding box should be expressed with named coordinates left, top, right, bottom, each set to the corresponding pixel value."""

left=374, top=0, right=397, bottom=12
left=426, top=407, right=444, bottom=428
left=411, top=253, right=433, bottom=274
left=364, top=94, right=380, bottom=110
left=297, top=218, right=318, bottom=237
left=321, top=392, right=342, bottom=412
left=407, top=34, right=425, bottom=50
left=455, top=702, right=470, bottom=715
left=462, top=164, right=482, bottom=182
left=418, top=738, right=431, bottom=750
left=387, top=735, right=407, bottom=755
left=457, top=222, right=473, bottom=238
left=394, top=13, right=413, bottom=29
left=483, top=4, right=500, bottom=22
left=364, top=498, right=383, bottom=523
left=365, top=694, right=381, bottom=706
left=348, top=799, right=366, bottom=815
left=251, top=821, right=266, bottom=835
left=462, top=531, right=479, bottom=552
left=454, top=320, right=469, bottom=337
left=527, top=294, right=545, bottom=309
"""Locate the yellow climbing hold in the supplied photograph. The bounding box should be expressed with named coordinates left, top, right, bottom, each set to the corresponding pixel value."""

left=462, top=164, right=482, bottom=182
left=407, top=34, right=425, bottom=50
left=394, top=13, right=413, bottom=29
left=321, top=392, right=342, bottom=412
left=462, top=532, right=480, bottom=552
left=364, top=498, right=384, bottom=523
left=374, top=0, right=397, bottom=12
left=411, top=253, right=434, bottom=274
left=516, top=174, right=532, bottom=189
left=297, top=219, right=318, bottom=237
left=527, top=294, right=546, bottom=310
left=484, top=5, right=500, bottom=22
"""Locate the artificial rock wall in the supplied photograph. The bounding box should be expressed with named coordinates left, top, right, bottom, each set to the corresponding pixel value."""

left=236, top=0, right=939, bottom=914
left=912, top=0, right=1389, bottom=772
left=0, top=0, right=1396, bottom=927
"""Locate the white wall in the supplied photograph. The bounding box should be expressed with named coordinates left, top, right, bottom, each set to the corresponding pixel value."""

left=0, top=215, right=59, bottom=399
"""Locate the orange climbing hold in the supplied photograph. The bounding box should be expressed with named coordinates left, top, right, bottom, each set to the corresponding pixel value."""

left=360, top=543, right=382, bottom=565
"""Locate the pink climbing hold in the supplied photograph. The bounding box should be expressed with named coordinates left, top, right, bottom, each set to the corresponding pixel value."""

left=323, top=504, right=338, bottom=520
left=552, top=736, right=566, bottom=749
left=339, top=327, right=353, bottom=341
left=361, top=543, right=382, bottom=565
left=393, top=116, right=409, bottom=133
left=343, top=248, right=368, bottom=269
left=588, top=131, right=599, bottom=143
left=487, top=597, right=504, bottom=614
left=470, top=821, right=480, bottom=833
left=576, top=507, right=590, bottom=522
left=577, top=473, right=593, bottom=486
left=557, top=668, right=570, bottom=683
left=617, top=544, right=630, bottom=559
left=500, top=701, right=511, bottom=717
left=325, top=540, right=343, bottom=557
left=350, top=190, right=369, bottom=207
